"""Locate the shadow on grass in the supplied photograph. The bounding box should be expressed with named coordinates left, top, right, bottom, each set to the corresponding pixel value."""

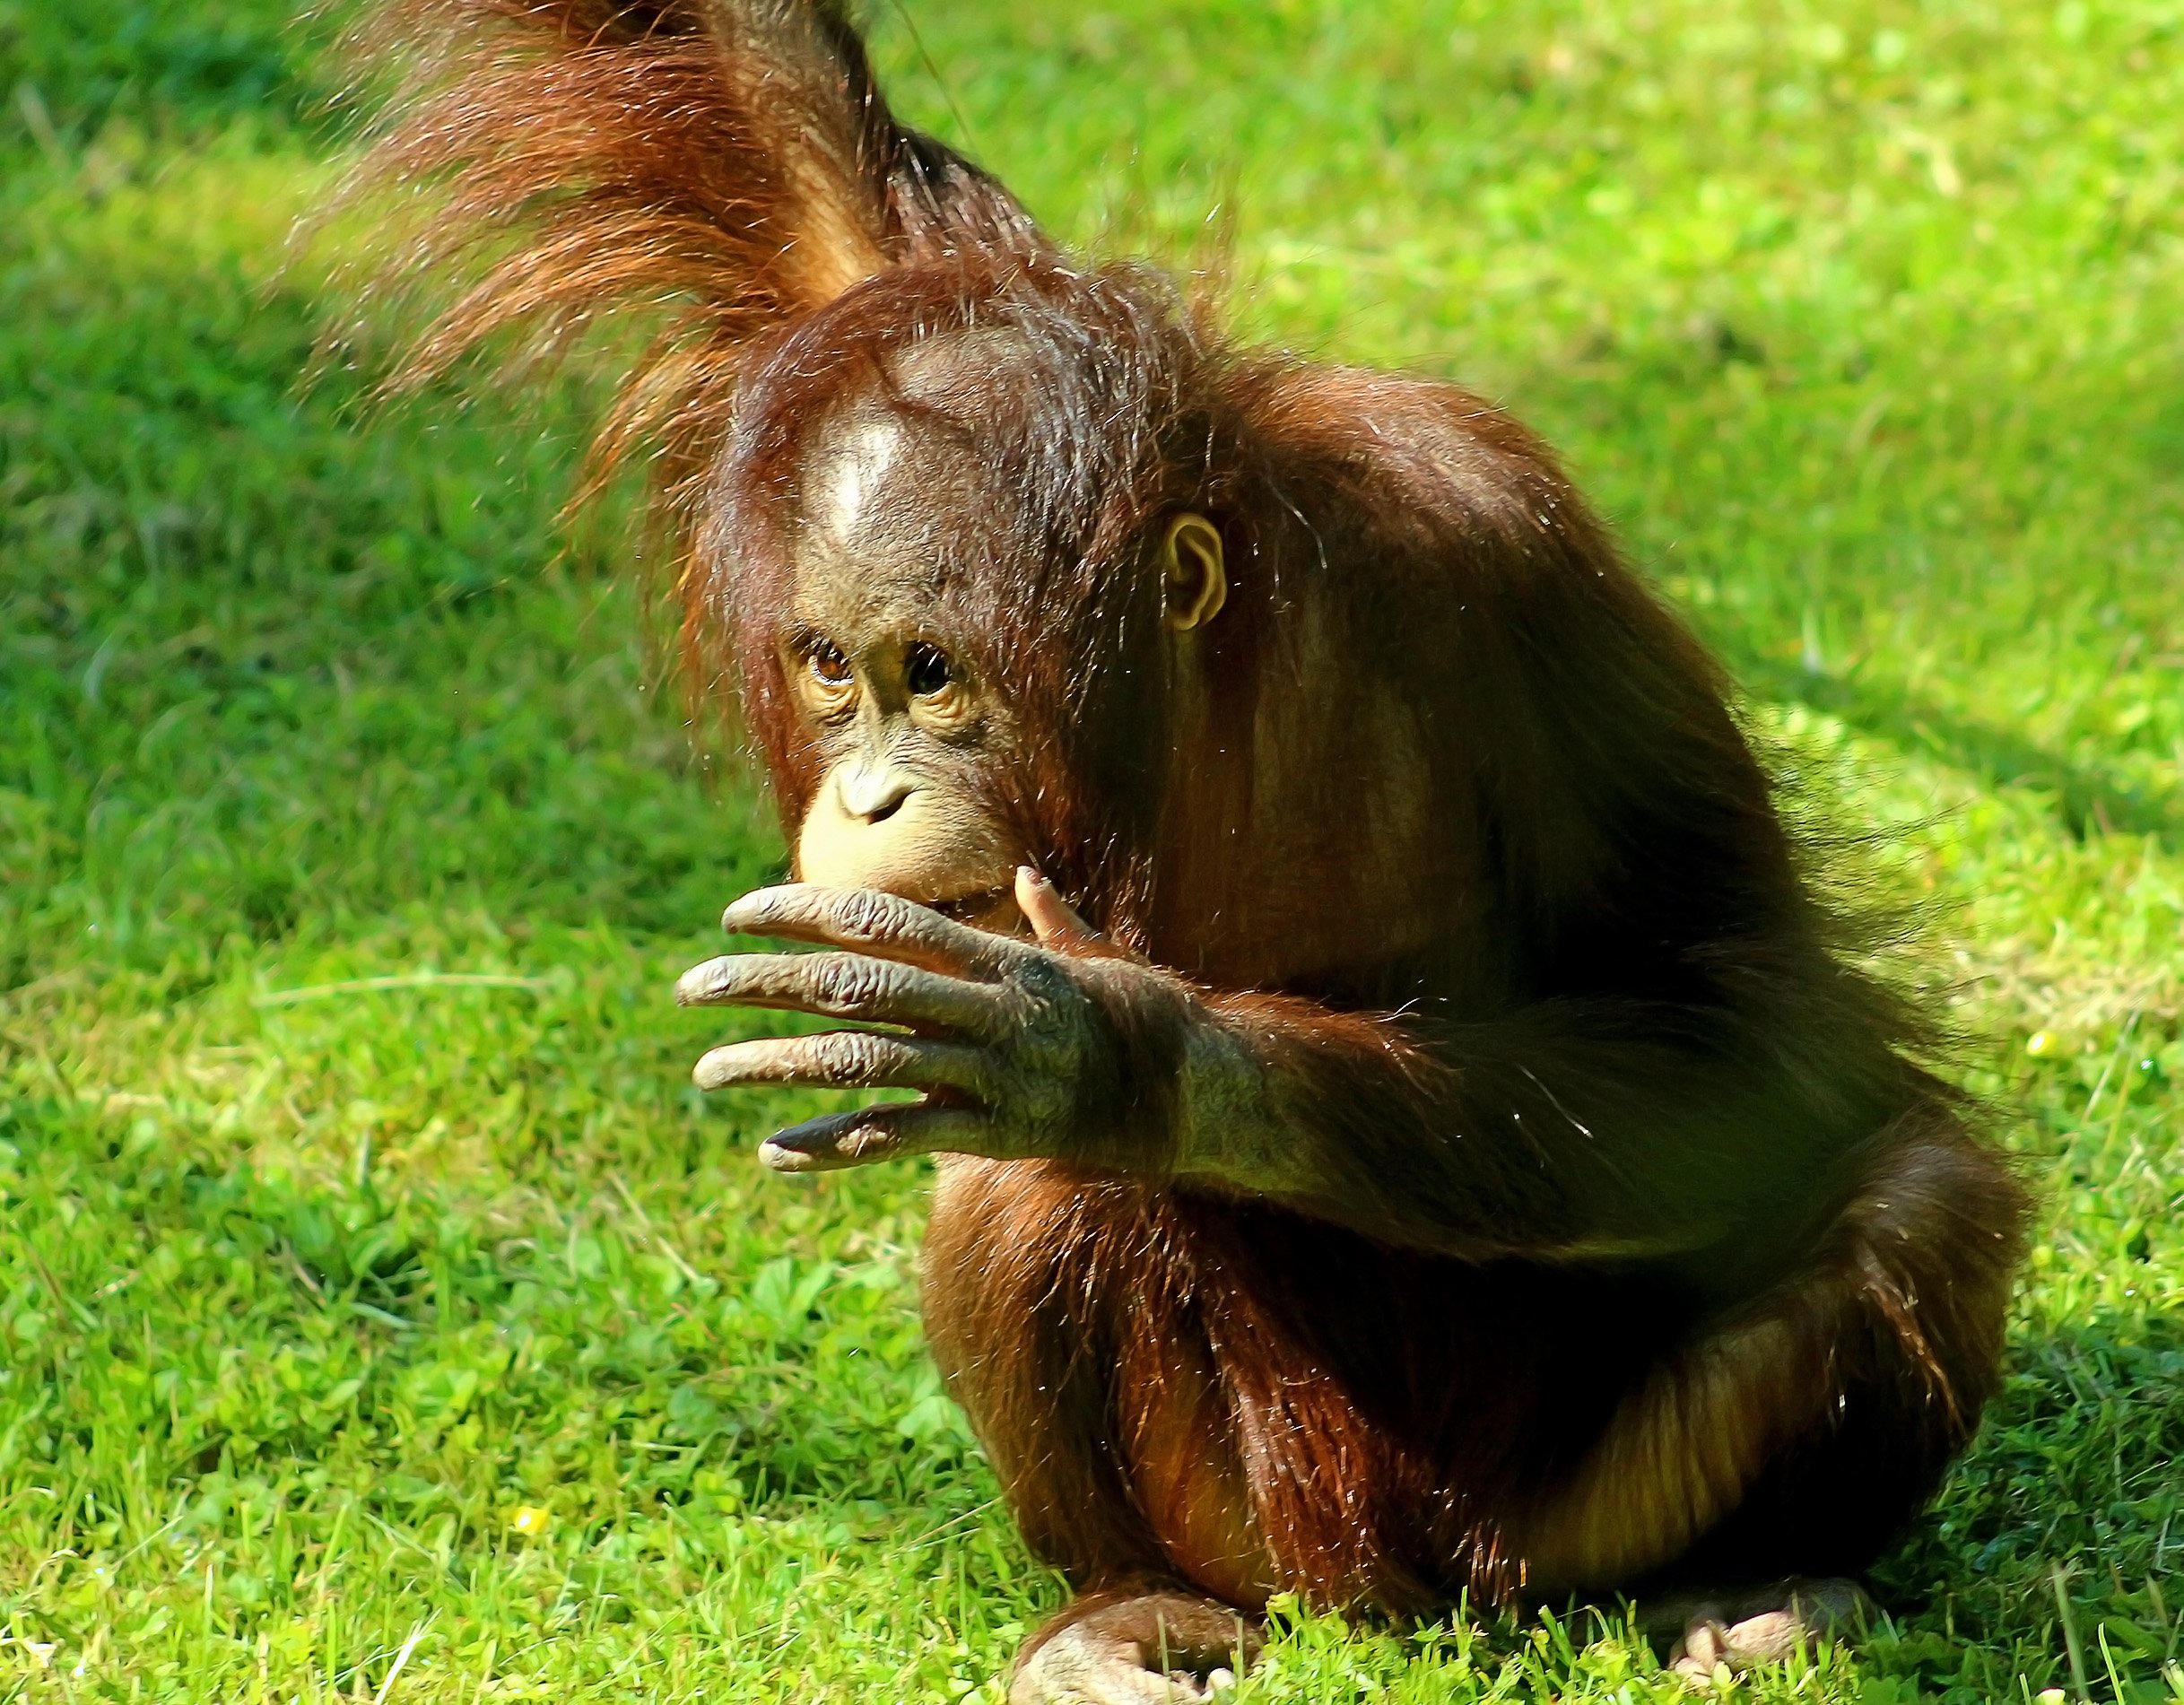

left=1738, top=656, right=2184, bottom=852
left=1852, top=1305, right=2184, bottom=1699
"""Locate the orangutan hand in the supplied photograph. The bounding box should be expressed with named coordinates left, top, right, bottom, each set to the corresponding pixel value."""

left=675, top=868, right=1186, bottom=1172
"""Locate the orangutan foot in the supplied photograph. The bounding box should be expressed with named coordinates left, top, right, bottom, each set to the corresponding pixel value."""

left=1641, top=1578, right=1874, bottom=1678
left=1011, top=1590, right=1262, bottom=1705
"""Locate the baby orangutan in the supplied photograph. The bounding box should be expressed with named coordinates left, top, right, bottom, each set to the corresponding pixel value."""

left=350, top=4, right=2026, bottom=1698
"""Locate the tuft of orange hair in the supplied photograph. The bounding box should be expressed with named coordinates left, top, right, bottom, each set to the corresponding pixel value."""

left=332, top=0, right=1047, bottom=650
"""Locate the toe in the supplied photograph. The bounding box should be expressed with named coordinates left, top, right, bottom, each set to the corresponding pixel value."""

left=1714, top=1608, right=1806, bottom=1666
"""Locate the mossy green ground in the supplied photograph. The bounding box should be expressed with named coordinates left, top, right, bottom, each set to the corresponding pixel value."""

left=3, top=2, right=2180, bottom=1699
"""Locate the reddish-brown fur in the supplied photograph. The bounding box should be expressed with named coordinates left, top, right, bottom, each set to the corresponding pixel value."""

left=348, top=0, right=2026, bottom=1629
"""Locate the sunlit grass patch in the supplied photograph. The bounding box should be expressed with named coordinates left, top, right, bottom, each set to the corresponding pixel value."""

left=4, top=2, right=2182, bottom=1700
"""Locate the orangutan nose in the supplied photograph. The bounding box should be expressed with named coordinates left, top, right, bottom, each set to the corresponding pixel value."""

left=839, top=765, right=915, bottom=825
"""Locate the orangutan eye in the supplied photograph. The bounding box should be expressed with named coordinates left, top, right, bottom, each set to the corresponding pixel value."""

left=807, top=640, right=853, bottom=687
left=905, top=642, right=953, bottom=698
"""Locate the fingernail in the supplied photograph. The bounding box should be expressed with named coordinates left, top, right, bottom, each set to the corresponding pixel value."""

left=757, top=1139, right=814, bottom=1172
left=1019, top=866, right=1048, bottom=887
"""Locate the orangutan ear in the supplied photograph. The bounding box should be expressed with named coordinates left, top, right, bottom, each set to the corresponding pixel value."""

left=1161, top=513, right=1227, bottom=631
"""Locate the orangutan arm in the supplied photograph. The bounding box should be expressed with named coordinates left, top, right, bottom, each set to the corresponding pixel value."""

left=675, top=875, right=1868, bottom=1262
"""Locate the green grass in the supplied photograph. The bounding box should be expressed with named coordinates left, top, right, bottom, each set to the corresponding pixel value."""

left=2, top=1, right=2180, bottom=1699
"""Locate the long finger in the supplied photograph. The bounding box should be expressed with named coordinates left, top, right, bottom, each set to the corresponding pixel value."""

left=757, top=1102, right=991, bottom=1172
left=1014, top=866, right=1131, bottom=959
left=674, top=951, right=1006, bottom=1040
left=690, top=1031, right=988, bottom=1096
left=722, top=885, right=1027, bottom=979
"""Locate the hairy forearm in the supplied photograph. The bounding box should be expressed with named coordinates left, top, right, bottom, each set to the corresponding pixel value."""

left=1127, top=979, right=1875, bottom=1262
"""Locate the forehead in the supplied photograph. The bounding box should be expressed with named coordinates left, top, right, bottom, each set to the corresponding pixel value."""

left=787, top=398, right=1005, bottom=639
